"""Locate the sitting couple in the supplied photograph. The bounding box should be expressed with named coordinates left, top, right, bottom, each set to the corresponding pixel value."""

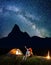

left=23, top=46, right=33, bottom=60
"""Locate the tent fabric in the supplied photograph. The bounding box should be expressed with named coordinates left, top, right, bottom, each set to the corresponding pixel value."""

left=9, top=48, right=23, bottom=55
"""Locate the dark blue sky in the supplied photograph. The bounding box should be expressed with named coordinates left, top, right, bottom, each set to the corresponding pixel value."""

left=0, top=0, right=51, bottom=38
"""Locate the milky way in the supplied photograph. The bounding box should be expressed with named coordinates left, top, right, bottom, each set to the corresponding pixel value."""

left=0, top=0, right=51, bottom=38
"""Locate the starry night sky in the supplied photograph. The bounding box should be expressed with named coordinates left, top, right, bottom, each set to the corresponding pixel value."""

left=0, top=0, right=51, bottom=38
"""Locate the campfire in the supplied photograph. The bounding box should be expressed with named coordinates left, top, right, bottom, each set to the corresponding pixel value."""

left=46, top=51, right=51, bottom=59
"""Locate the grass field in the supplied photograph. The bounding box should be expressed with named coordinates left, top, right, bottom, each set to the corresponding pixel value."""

left=0, top=55, right=51, bottom=65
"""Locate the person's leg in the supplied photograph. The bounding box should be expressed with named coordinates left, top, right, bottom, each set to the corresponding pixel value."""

left=23, top=51, right=28, bottom=61
left=22, top=56, right=25, bottom=60
left=22, top=55, right=27, bottom=61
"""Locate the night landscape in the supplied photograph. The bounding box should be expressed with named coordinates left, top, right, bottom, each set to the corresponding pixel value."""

left=0, top=0, right=51, bottom=65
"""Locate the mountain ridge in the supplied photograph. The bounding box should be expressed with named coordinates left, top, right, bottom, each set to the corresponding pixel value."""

left=0, top=24, right=51, bottom=48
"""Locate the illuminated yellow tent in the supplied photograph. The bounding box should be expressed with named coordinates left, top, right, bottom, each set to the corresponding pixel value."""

left=9, top=48, right=23, bottom=56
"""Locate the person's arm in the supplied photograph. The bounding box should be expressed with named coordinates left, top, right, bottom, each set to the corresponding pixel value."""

left=25, top=46, right=27, bottom=50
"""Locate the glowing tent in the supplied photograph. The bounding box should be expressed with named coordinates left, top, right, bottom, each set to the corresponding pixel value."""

left=9, top=48, right=23, bottom=56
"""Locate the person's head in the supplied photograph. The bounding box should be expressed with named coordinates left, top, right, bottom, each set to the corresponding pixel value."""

left=29, top=48, right=32, bottom=52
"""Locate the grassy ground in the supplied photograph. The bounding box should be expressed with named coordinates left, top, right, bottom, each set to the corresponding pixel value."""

left=0, top=55, right=51, bottom=65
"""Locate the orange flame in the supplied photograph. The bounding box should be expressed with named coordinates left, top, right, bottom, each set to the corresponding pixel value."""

left=46, top=51, right=50, bottom=59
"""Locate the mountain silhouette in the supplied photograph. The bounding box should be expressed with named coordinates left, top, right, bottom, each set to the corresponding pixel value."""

left=8, top=24, right=30, bottom=39
left=0, top=24, right=51, bottom=49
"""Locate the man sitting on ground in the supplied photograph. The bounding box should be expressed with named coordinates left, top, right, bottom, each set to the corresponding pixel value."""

left=23, top=46, right=33, bottom=60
